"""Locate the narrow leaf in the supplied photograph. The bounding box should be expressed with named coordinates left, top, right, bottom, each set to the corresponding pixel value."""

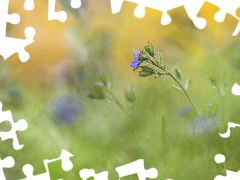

left=206, top=73, right=217, bottom=88
left=148, top=41, right=154, bottom=50
left=173, top=65, right=183, bottom=80
left=156, top=53, right=162, bottom=66
left=172, top=85, right=183, bottom=92
left=184, top=77, right=191, bottom=90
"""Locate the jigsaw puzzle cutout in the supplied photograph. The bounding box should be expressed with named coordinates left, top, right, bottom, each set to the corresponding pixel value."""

left=198, top=2, right=240, bottom=37
left=214, top=90, right=240, bottom=179
left=116, top=159, right=158, bottom=180
left=0, top=0, right=35, bottom=62
left=215, top=170, right=240, bottom=180
left=0, top=0, right=83, bottom=62
left=79, top=159, right=158, bottom=180
left=0, top=156, right=15, bottom=180
left=24, top=0, right=81, bottom=21
left=219, top=83, right=240, bottom=137
left=79, top=169, right=109, bottom=180
left=232, top=83, right=240, bottom=95
left=214, top=154, right=240, bottom=180
left=110, top=0, right=240, bottom=36
left=1, top=0, right=239, bottom=179
left=219, top=122, right=240, bottom=138
left=24, top=0, right=34, bottom=11
left=0, top=101, right=28, bottom=150
left=20, top=149, right=73, bottom=180
left=110, top=0, right=207, bottom=29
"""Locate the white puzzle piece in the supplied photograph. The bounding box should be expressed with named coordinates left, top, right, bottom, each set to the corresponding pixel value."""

left=110, top=0, right=240, bottom=35
left=20, top=149, right=74, bottom=180
left=116, top=159, right=158, bottom=180
left=0, top=101, right=28, bottom=150
left=0, top=0, right=35, bottom=62
left=0, top=156, right=15, bottom=180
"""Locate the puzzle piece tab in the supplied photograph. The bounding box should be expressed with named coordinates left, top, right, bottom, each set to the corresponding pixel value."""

left=0, top=0, right=35, bottom=62
left=20, top=149, right=73, bottom=180
left=197, top=1, right=240, bottom=37
left=48, top=0, right=67, bottom=22
left=110, top=0, right=240, bottom=35
left=219, top=122, right=240, bottom=138
left=215, top=170, right=240, bottom=180
left=214, top=154, right=240, bottom=180
left=207, top=0, right=240, bottom=23
left=0, top=156, right=15, bottom=180
left=24, top=0, right=81, bottom=21
left=24, top=0, right=34, bottom=11
left=70, top=0, right=81, bottom=9
left=79, top=169, right=109, bottom=180
left=116, top=159, right=158, bottom=180
left=110, top=0, right=206, bottom=29
left=232, top=83, right=240, bottom=95
left=0, top=101, right=28, bottom=150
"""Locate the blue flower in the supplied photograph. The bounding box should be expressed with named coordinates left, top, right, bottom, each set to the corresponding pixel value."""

left=133, top=50, right=141, bottom=59
left=130, top=59, right=140, bottom=68
left=130, top=50, right=141, bottom=68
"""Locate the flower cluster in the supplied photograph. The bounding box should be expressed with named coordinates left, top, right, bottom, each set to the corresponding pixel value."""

left=130, top=50, right=141, bottom=68
left=130, top=42, right=198, bottom=116
left=130, top=42, right=168, bottom=78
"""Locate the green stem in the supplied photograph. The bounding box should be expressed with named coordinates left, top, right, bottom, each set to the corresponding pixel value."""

left=167, top=70, right=199, bottom=117
left=106, top=90, right=130, bottom=117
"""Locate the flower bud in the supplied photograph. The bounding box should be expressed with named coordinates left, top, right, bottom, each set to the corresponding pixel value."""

left=124, top=87, right=136, bottom=103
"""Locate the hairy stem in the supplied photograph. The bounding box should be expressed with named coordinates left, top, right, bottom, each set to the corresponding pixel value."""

left=167, top=70, right=199, bottom=116
left=149, top=59, right=199, bottom=116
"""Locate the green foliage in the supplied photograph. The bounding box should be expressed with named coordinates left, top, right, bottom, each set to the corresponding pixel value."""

left=87, top=75, right=135, bottom=117
left=173, top=65, right=183, bottom=80
left=100, top=74, right=108, bottom=86
left=202, top=102, right=219, bottom=117
left=144, top=42, right=155, bottom=57
left=156, top=53, right=162, bottom=66
left=206, top=73, right=218, bottom=88
left=87, top=82, right=106, bottom=99
left=139, top=66, right=156, bottom=77
left=138, top=52, right=149, bottom=61
left=184, top=77, right=191, bottom=90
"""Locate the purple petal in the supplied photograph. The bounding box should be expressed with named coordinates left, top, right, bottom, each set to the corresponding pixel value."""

left=130, top=59, right=140, bottom=68
left=133, top=50, right=141, bottom=59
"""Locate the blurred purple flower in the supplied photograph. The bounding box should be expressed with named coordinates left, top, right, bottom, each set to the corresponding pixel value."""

left=189, top=115, right=218, bottom=135
left=177, top=104, right=192, bottom=116
left=130, top=50, right=141, bottom=68
left=51, top=94, right=81, bottom=125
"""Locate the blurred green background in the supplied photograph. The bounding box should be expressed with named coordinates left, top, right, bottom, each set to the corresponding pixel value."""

left=1, top=0, right=240, bottom=179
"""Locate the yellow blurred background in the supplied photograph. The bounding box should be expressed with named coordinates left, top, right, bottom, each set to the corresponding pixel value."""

left=6, top=1, right=239, bottom=92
